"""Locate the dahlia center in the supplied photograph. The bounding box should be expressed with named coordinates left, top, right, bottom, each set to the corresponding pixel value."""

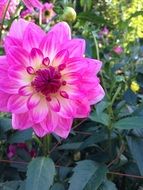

left=31, top=66, right=62, bottom=96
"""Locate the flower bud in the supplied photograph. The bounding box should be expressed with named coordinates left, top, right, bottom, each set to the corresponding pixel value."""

left=62, top=6, right=76, bottom=22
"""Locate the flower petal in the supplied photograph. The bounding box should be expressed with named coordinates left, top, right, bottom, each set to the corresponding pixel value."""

left=8, top=18, right=29, bottom=40
left=23, top=23, right=45, bottom=52
left=0, top=91, right=10, bottom=112
left=30, top=48, right=44, bottom=69
left=52, top=49, right=69, bottom=67
left=57, top=97, right=76, bottom=118
left=49, top=22, right=71, bottom=43
left=4, top=36, right=22, bottom=52
left=41, top=110, right=58, bottom=132
left=87, top=85, right=105, bottom=105
left=49, top=97, right=60, bottom=112
left=8, top=95, right=28, bottom=113
left=60, top=39, right=85, bottom=58
left=75, top=98, right=90, bottom=118
left=31, top=98, right=49, bottom=123
left=8, top=65, right=32, bottom=85
left=40, top=31, right=60, bottom=62
left=32, top=124, right=47, bottom=137
left=27, top=93, right=41, bottom=109
left=7, top=47, right=29, bottom=66
left=53, top=117, right=73, bottom=138
left=12, top=112, right=32, bottom=130
left=18, top=85, right=33, bottom=96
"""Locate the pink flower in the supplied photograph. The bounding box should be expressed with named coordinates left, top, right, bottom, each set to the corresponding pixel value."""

left=113, top=46, right=123, bottom=55
left=0, top=19, right=104, bottom=138
left=41, top=2, right=56, bottom=23
left=99, top=26, right=109, bottom=38
left=22, top=0, right=42, bottom=10
left=0, top=0, right=18, bottom=20
left=0, top=0, right=42, bottom=20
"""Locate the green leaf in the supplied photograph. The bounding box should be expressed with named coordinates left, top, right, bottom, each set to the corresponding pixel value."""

left=98, top=180, right=117, bottom=190
left=84, top=165, right=108, bottom=190
left=69, top=160, right=107, bottom=190
left=26, top=157, right=55, bottom=190
left=0, top=118, right=12, bottom=132
left=58, top=142, right=82, bottom=150
left=113, top=116, right=143, bottom=129
left=8, top=128, right=33, bottom=143
left=78, top=12, right=109, bottom=25
left=0, top=181, right=22, bottom=190
left=50, top=183, right=65, bottom=190
left=89, top=101, right=110, bottom=126
left=127, top=136, right=143, bottom=176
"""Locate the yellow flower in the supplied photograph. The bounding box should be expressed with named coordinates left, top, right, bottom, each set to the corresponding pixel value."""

left=130, top=81, right=140, bottom=93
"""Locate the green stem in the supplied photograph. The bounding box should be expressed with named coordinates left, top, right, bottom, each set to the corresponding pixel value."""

left=111, top=85, right=122, bottom=106
left=43, top=135, right=51, bottom=156
left=92, top=31, right=110, bottom=100
left=0, top=0, right=11, bottom=41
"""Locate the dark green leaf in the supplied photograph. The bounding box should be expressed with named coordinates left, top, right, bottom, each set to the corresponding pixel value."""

left=127, top=136, right=143, bottom=176
left=84, top=165, right=108, bottom=190
left=69, top=160, right=107, bottom=190
left=26, top=157, right=55, bottom=190
left=8, top=128, right=33, bottom=143
left=0, top=118, right=12, bottom=132
left=50, top=183, right=65, bottom=190
left=98, top=180, right=117, bottom=190
left=113, top=116, right=143, bottom=129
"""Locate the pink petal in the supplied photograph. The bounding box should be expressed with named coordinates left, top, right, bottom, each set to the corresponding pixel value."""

left=49, top=22, right=71, bottom=43
left=23, top=23, right=45, bottom=52
left=0, top=79, right=21, bottom=94
left=8, top=65, right=31, bottom=85
left=63, top=57, right=88, bottom=74
left=4, top=36, right=22, bottom=52
left=18, top=85, right=33, bottom=96
left=22, top=0, right=42, bottom=10
left=7, top=47, right=29, bottom=67
left=8, top=95, right=28, bottom=113
left=85, top=58, right=102, bottom=74
left=12, top=112, right=32, bottom=130
left=53, top=117, right=73, bottom=138
left=57, top=97, right=76, bottom=118
left=8, top=19, right=29, bottom=41
left=49, top=97, right=60, bottom=112
left=87, top=85, right=105, bottom=105
left=0, top=56, right=9, bottom=80
left=52, top=49, right=69, bottom=67
left=0, top=91, right=10, bottom=112
left=32, top=124, right=47, bottom=137
left=31, top=98, right=49, bottom=123
left=62, top=72, right=81, bottom=85
left=27, top=93, right=41, bottom=109
left=75, top=99, right=90, bottom=118
left=30, top=48, right=43, bottom=69
left=40, top=31, right=60, bottom=62
left=60, top=39, right=85, bottom=58
left=41, top=111, right=58, bottom=132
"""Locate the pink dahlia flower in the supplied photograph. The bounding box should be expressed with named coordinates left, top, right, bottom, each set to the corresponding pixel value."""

left=0, top=0, right=42, bottom=20
left=0, top=0, right=19, bottom=20
left=0, top=19, right=104, bottom=138
left=41, top=2, right=56, bottom=23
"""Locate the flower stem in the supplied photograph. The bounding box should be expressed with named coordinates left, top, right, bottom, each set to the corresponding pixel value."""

left=43, top=135, right=51, bottom=156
